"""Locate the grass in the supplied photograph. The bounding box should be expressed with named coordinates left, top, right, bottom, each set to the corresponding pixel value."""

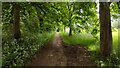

left=60, top=32, right=99, bottom=51
left=112, top=30, right=118, bottom=46
left=60, top=30, right=119, bottom=67
left=2, top=32, right=55, bottom=68
left=60, top=32, right=96, bottom=46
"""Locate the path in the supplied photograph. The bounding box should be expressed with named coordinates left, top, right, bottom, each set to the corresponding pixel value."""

left=25, top=32, right=97, bottom=67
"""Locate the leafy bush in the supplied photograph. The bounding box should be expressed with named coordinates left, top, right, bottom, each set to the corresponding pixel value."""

left=2, top=32, right=54, bottom=68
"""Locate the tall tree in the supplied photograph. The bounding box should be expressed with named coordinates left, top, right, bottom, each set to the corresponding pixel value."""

left=13, top=3, right=21, bottom=39
left=68, top=3, right=73, bottom=36
left=99, top=2, right=112, bottom=57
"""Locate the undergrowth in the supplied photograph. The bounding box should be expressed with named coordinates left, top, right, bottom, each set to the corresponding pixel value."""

left=2, top=32, right=54, bottom=68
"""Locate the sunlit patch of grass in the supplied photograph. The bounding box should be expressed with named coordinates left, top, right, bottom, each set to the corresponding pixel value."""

left=88, top=44, right=98, bottom=51
left=60, top=32, right=96, bottom=46
left=112, top=30, right=118, bottom=55
left=112, top=31, right=118, bottom=46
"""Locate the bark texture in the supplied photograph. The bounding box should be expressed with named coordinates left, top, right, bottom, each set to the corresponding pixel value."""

left=99, top=2, right=112, bottom=57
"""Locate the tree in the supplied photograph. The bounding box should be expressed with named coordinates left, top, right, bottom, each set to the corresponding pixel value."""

left=13, top=3, right=21, bottom=39
left=99, top=2, right=112, bottom=57
left=67, top=3, right=74, bottom=36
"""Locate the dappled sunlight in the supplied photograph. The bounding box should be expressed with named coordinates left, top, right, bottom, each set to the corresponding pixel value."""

left=112, top=31, right=118, bottom=46
left=88, top=45, right=97, bottom=51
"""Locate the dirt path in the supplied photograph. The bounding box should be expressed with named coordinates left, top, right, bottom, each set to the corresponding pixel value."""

left=26, top=32, right=97, bottom=67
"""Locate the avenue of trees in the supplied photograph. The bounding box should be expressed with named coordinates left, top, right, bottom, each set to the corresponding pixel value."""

left=2, top=2, right=119, bottom=67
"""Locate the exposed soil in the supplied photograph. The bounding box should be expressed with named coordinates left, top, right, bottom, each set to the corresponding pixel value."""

left=25, top=32, right=97, bottom=68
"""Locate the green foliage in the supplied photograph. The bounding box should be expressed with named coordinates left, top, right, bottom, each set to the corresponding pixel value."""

left=2, top=32, right=54, bottom=68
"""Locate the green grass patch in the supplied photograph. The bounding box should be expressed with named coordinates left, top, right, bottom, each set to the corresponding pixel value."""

left=60, top=32, right=96, bottom=46
left=60, top=31, right=119, bottom=67
left=112, top=31, right=118, bottom=46
left=60, top=32, right=100, bottom=52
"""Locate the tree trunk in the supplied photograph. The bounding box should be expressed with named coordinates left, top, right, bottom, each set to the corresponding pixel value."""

left=39, top=18, right=43, bottom=33
left=13, top=4, right=21, bottom=39
left=69, top=19, right=72, bottom=36
left=99, top=2, right=112, bottom=57
left=69, top=26, right=72, bottom=36
left=68, top=3, right=73, bottom=36
left=64, top=25, right=66, bottom=32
